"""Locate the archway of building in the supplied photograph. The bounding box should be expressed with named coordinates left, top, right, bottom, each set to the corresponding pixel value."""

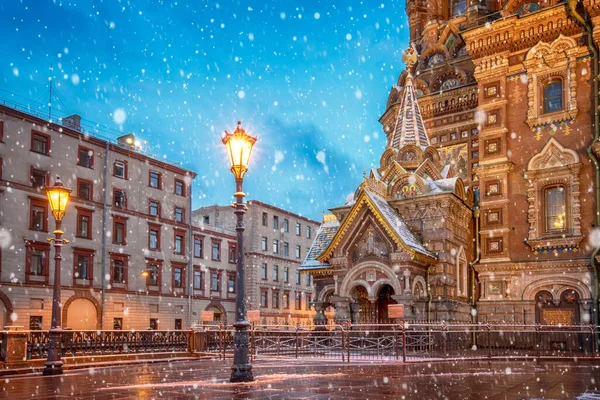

left=535, top=289, right=580, bottom=325
left=377, top=284, right=397, bottom=324
left=205, top=303, right=226, bottom=323
left=0, top=301, right=5, bottom=328
left=65, top=298, right=98, bottom=330
left=349, top=284, right=397, bottom=324
left=0, top=290, right=14, bottom=327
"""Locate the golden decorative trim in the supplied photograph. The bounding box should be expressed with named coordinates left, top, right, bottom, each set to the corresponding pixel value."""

left=322, top=213, right=337, bottom=223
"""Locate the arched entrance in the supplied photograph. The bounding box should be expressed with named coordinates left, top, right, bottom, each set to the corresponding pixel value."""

left=377, top=285, right=397, bottom=324
left=205, top=303, right=227, bottom=324
left=0, top=301, right=5, bottom=328
left=350, top=285, right=372, bottom=324
left=65, top=298, right=97, bottom=330
left=535, top=289, right=580, bottom=325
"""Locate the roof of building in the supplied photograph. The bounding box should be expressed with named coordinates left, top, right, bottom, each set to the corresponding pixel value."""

left=298, top=219, right=339, bottom=273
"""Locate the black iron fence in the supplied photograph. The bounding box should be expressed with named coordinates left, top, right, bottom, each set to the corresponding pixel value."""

left=197, top=323, right=598, bottom=362
left=26, top=330, right=189, bottom=360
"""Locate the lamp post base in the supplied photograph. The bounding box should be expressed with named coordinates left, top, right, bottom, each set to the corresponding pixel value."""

left=43, top=362, right=64, bottom=376
left=230, top=364, right=254, bottom=382
left=43, top=328, right=64, bottom=376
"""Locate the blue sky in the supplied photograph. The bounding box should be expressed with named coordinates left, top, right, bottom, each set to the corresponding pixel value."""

left=1, top=0, right=410, bottom=221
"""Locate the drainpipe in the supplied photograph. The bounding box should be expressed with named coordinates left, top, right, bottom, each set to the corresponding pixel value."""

left=100, top=141, right=109, bottom=330
left=187, top=178, right=194, bottom=329
left=426, top=264, right=433, bottom=324
left=468, top=204, right=481, bottom=346
left=567, top=0, right=600, bottom=350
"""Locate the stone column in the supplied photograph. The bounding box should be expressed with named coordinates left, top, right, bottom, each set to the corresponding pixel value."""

left=330, top=296, right=352, bottom=325
left=403, top=270, right=412, bottom=294
left=310, top=301, right=330, bottom=328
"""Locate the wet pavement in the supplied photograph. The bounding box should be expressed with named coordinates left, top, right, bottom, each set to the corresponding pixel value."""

left=1, top=357, right=600, bottom=399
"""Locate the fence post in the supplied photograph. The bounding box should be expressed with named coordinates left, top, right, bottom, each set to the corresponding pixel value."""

left=442, top=323, right=447, bottom=359
left=346, top=321, right=351, bottom=363
left=591, top=325, right=596, bottom=359
left=250, top=325, right=255, bottom=362
left=1, top=327, right=29, bottom=369
left=219, top=322, right=224, bottom=361
left=402, top=321, right=407, bottom=363
left=394, top=326, right=399, bottom=361
left=487, top=323, right=492, bottom=359
left=535, top=324, right=541, bottom=359
left=340, top=325, right=345, bottom=362
left=295, top=323, right=300, bottom=359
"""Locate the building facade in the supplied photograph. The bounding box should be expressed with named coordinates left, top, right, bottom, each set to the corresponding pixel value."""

left=194, top=201, right=319, bottom=325
left=0, top=104, right=236, bottom=330
left=301, top=1, right=600, bottom=329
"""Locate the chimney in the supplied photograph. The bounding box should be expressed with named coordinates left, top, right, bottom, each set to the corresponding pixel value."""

left=117, top=133, right=136, bottom=150
left=62, top=114, right=81, bottom=131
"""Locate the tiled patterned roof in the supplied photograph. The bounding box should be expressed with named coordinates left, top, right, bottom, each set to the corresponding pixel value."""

left=299, top=220, right=339, bottom=271
left=388, top=73, right=430, bottom=149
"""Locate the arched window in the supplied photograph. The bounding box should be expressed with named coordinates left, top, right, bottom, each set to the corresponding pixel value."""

left=543, top=80, right=563, bottom=114
left=544, top=186, right=566, bottom=233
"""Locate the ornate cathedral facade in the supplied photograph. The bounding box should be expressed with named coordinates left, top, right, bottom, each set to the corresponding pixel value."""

left=300, top=0, right=600, bottom=328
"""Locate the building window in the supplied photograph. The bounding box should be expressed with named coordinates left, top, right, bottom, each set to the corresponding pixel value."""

left=77, top=179, right=93, bottom=201
left=273, top=265, right=279, bottom=281
left=175, top=207, right=184, bottom=223
left=75, top=254, right=91, bottom=280
left=149, top=171, right=161, bottom=189
left=174, top=319, right=182, bottom=330
left=78, top=146, right=94, bottom=168
left=147, top=264, right=160, bottom=286
left=194, top=237, right=203, bottom=258
left=450, top=0, right=466, bottom=16
left=296, top=269, right=301, bottom=285
left=211, top=272, right=220, bottom=292
left=173, top=266, right=184, bottom=288
left=113, top=217, right=126, bottom=245
left=149, top=200, right=160, bottom=217
left=174, top=232, right=185, bottom=254
left=273, top=216, right=279, bottom=229
left=211, top=241, right=220, bottom=261
left=261, top=263, right=268, bottom=280
left=30, top=198, right=48, bottom=232
left=30, top=250, right=44, bottom=275
left=261, top=237, right=267, bottom=251
left=76, top=209, right=92, bottom=239
left=272, top=291, right=280, bottom=309
left=262, top=212, right=268, bottom=226
left=260, top=290, right=268, bottom=308
left=31, top=168, right=48, bottom=188
left=113, top=318, right=123, bottom=330
left=296, top=222, right=301, bottom=236
left=27, top=243, right=49, bottom=278
left=175, top=179, right=185, bottom=196
left=283, top=242, right=289, bottom=257
left=228, top=274, right=236, bottom=293
left=306, top=294, right=312, bottom=310
left=30, top=316, right=43, bottom=330
left=31, top=131, right=50, bottom=155
left=545, top=186, right=566, bottom=233
left=295, top=245, right=301, bottom=258
left=283, top=267, right=289, bottom=283
left=112, top=259, right=126, bottom=284
left=114, top=190, right=126, bottom=209
left=193, top=269, right=203, bottom=290
left=306, top=226, right=312, bottom=238
left=149, top=227, right=160, bottom=250
left=295, top=292, right=302, bottom=310
left=203, top=216, right=210, bottom=224
left=228, top=244, right=236, bottom=264
left=283, top=219, right=289, bottom=232
left=543, top=80, right=563, bottom=114
left=149, top=318, right=159, bottom=330
left=283, top=292, right=290, bottom=309
left=114, top=161, right=126, bottom=178
left=272, top=239, right=279, bottom=254
left=306, top=274, right=311, bottom=286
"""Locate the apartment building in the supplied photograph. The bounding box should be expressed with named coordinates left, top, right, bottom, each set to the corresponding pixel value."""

left=0, top=104, right=236, bottom=330
left=193, top=201, right=320, bottom=326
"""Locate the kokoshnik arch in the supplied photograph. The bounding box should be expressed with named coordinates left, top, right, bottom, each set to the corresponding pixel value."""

left=300, top=0, right=600, bottom=328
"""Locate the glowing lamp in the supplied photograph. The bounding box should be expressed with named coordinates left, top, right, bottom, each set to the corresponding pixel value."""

left=45, top=176, right=72, bottom=222
left=222, top=121, right=257, bottom=179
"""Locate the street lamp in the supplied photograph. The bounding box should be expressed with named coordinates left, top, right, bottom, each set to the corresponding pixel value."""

left=222, top=121, right=256, bottom=383
left=43, top=176, right=71, bottom=376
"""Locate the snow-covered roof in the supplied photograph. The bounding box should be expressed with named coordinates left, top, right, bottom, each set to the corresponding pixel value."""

left=299, top=220, right=339, bottom=272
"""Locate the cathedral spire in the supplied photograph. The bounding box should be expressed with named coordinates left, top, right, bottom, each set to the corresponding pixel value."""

left=388, top=46, right=430, bottom=149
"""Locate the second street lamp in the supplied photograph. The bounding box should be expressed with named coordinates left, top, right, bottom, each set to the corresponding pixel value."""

left=222, top=121, right=257, bottom=383
left=43, top=176, right=72, bottom=376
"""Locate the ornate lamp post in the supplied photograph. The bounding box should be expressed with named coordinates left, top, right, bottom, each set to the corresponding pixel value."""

left=43, top=176, right=71, bottom=376
left=222, top=121, right=256, bottom=382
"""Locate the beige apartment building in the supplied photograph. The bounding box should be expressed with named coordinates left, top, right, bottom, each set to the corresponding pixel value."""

left=193, top=201, right=320, bottom=326
left=0, top=104, right=237, bottom=330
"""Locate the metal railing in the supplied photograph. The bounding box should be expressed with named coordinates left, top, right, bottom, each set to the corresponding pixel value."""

left=197, top=323, right=598, bottom=363
left=26, top=330, right=189, bottom=360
